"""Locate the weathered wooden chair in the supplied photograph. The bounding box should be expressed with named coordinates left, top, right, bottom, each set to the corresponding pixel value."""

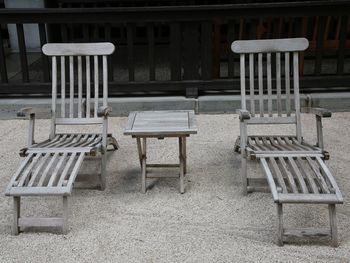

left=231, top=38, right=343, bottom=246
left=5, top=43, right=118, bottom=235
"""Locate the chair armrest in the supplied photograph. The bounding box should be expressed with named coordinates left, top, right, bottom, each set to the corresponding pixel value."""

left=97, top=106, right=112, bottom=117
left=17, top=107, right=35, bottom=118
left=236, top=109, right=251, bottom=121
left=302, top=107, right=332, bottom=118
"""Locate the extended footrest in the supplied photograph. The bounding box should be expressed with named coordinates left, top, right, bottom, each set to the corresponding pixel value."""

left=259, top=155, right=343, bottom=247
left=5, top=150, right=87, bottom=235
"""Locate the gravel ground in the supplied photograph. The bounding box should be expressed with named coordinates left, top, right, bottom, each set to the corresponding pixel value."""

left=0, top=113, right=349, bottom=262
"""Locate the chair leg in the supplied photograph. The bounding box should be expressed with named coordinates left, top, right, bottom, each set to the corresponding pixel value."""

left=100, top=153, right=107, bottom=191
left=241, top=157, right=248, bottom=196
left=12, top=197, right=20, bottom=235
left=277, top=203, right=284, bottom=246
left=141, top=138, right=147, bottom=193
left=62, top=196, right=69, bottom=234
left=179, top=137, right=185, bottom=194
left=329, top=204, right=338, bottom=247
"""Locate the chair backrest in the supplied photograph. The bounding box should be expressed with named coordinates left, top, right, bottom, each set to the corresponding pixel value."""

left=42, top=42, right=115, bottom=138
left=231, top=38, right=309, bottom=141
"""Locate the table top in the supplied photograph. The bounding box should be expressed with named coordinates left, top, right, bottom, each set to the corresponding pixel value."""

left=124, top=110, right=197, bottom=136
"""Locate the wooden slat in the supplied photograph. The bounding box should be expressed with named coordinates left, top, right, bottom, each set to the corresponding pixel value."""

left=37, top=153, right=59, bottom=187
left=86, top=56, right=91, bottom=118
left=293, top=52, right=302, bottom=141
left=258, top=53, right=264, bottom=116
left=17, top=154, right=41, bottom=187
left=278, top=157, right=298, bottom=193
left=28, top=153, right=50, bottom=187
left=267, top=53, right=272, bottom=116
left=60, top=56, right=66, bottom=118
left=287, top=157, right=309, bottom=194
left=18, top=217, right=64, bottom=227
left=260, top=158, right=279, bottom=202
left=249, top=53, right=255, bottom=116
left=55, top=118, right=103, bottom=125
left=69, top=56, right=74, bottom=118
left=57, top=152, right=77, bottom=187
left=316, top=157, right=343, bottom=202
left=240, top=54, right=246, bottom=109
left=276, top=52, right=282, bottom=116
left=47, top=153, right=68, bottom=187
left=295, top=158, right=319, bottom=194
left=52, top=56, right=57, bottom=118
left=77, top=56, right=83, bottom=118
left=66, top=153, right=85, bottom=192
left=285, top=52, right=291, bottom=116
left=305, top=157, right=330, bottom=194
left=247, top=116, right=296, bottom=124
left=94, top=55, right=99, bottom=117
left=231, top=38, right=309, bottom=53
left=269, top=158, right=287, bottom=193
left=42, top=42, right=115, bottom=56
left=103, top=55, right=108, bottom=107
left=278, top=194, right=340, bottom=204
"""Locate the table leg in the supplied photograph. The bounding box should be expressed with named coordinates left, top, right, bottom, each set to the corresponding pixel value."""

left=179, top=137, right=185, bottom=194
left=136, top=138, right=143, bottom=167
left=183, top=137, right=187, bottom=175
left=141, top=138, right=147, bottom=193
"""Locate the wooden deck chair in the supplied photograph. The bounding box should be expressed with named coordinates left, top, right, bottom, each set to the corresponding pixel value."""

left=5, top=43, right=118, bottom=235
left=231, top=38, right=343, bottom=247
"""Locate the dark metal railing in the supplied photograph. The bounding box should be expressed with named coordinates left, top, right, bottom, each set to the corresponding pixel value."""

left=0, top=1, right=349, bottom=97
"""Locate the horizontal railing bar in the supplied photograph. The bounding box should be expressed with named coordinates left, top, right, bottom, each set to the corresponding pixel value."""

left=0, top=2, right=349, bottom=23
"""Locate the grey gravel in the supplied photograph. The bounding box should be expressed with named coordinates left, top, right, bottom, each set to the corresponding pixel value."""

left=0, top=113, right=349, bottom=262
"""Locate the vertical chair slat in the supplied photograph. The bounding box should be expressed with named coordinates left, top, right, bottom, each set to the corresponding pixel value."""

left=86, top=56, right=91, bottom=118
left=267, top=53, right=272, bottom=116
left=269, top=158, right=287, bottom=193
left=37, top=153, right=59, bottom=187
left=293, top=52, right=302, bottom=141
left=51, top=56, right=57, bottom=139
left=60, top=56, right=66, bottom=117
left=103, top=55, right=108, bottom=107
left=57, top=153, right=77, bottom=187
left=28, top=153, right=50, bottom=187
left=77, top=56, right=83, bottom=118
left=94, top=55, right=99, bottom=117
left=276, top=52, right=282, bottom=116
left=258, top=53, right=264, bottom=117
left=69, top=56, right=74, bottom=118
left=240, top=54, right=246, bottom=109
left=249, top=53, right=255, bottom=116
left=285, top=52, right=291, bottom=116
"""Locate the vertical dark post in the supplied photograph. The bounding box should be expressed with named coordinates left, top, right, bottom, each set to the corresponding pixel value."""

left=228, top=20, right=235, bottom=79
left=16, top=24, right=29, bottom=83
left=315, top=16, right=326, bottom=76
left=170, top=22, right=181, bottom=81
left=39, top=24, right=50, bottom=82
left=183, top=22, right=200, bottom=97
left=337, top=15, right=348, bottom=75
left=126, top=23, right=135, bottom=81
left=147, top=23, right=155, bottom=81
left=0, top=26, right=8, bottom=83
left=105, top=23, right=114, bottom=82
left=212, top=20, right=221, bottom=79
left=201, top=21, right=212, bottom=80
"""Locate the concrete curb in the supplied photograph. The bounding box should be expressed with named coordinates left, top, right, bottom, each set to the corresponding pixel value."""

left=0, top=92, right=349, bottom=119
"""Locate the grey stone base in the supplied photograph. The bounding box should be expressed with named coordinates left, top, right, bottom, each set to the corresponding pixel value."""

left=0, top=92, right=349, bottom=119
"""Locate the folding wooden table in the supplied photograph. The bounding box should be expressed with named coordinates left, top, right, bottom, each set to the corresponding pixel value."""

left=124, top=110, right=197, bottom=193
